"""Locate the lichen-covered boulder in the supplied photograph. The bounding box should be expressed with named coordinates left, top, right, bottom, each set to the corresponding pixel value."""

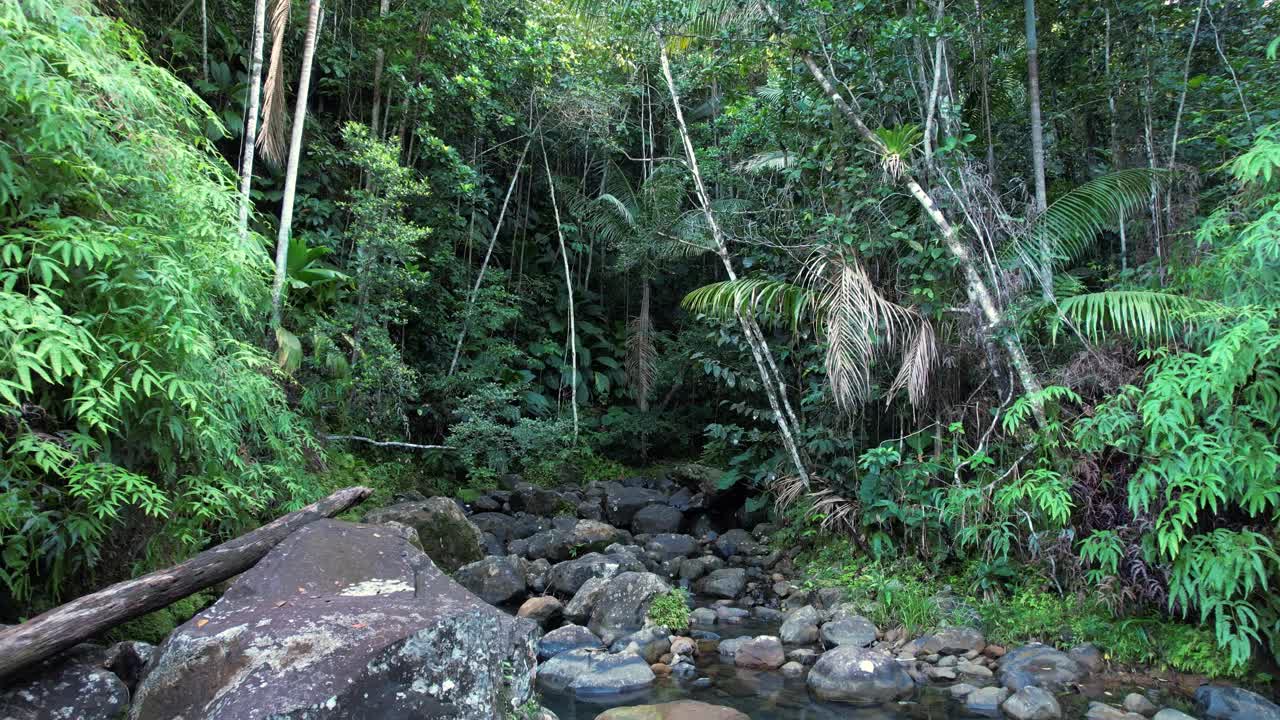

left=548, top=552, right=645, bottom=595
left=588, top=572, right=672, bottom=645
left=0, top=646, right=129, bottom=720
left=363, top=497, right=484, bottom=571
left=1196, top=684, right=1280, bottom=720
left=806, top=646, right=916, bottom=705
left=455, top=555, right=527, bottom=605
left=129, top=519, right=538, bottom=720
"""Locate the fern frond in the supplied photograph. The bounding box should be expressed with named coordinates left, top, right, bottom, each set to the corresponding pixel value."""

left=1054, top=290, right=1219, bottom=344
left=736, top=149, right=795, bottom=174
left=681, top=278, right=816, bottom=332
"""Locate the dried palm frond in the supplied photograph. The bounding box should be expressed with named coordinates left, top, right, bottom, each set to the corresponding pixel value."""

left=257, top=0, right=291, bottom=166
left=626, top=282, right=657, bottom=411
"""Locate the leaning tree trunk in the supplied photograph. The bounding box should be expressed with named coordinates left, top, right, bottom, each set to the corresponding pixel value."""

left=658, top=41, right=811, bottom=487
left=757, top=0, right=1045, bottom=420
left=237, top=0, right=267, bottom=240
left=270, top=0, right=322, bottom=329
left=0, top=486, right=372, bottom=680
left=541, top=136, right=579, bottom=441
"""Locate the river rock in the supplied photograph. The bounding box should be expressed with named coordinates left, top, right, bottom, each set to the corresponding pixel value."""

left=717, top=636, right=750, bottom=659
left=0, top=648, right=129, bottom=720
left=1003, top=686, right=1063, bottom=720
left=575, top=520, right=629, bottom=552
left=999, top=644, right=1083, bottom=691
left=455, top=555, right=527, bottom=605
left=1123, top=693, right=1158, bottom=716
left=362, top=497, right=484, bottom=571
left=536, top=649, right=655, bottom=697
left=518, top=596, right=563, bottom=627
left=806, top=646, right=915, bottom=704
left=549, top=552, right=646, bottom=595
left=734, top=635, right=786, bottom=669
left=1195, top=685, right=1280, bottom=720
left=1153, top=711, right=1198, bottom=720
left=588, top=571, right=672, bottom=644
left=1086, top=702, right=1147, bottom=720
left=605, top=486, right=667, bottom=527
left=104, top=640, right=155, bottom=692
left=470, top=512, right=517, bottom=543
left=646, top=533, right=698, bottom=562
left=696, top=568, right=747, bottom=599
left=712, top=529, right=754, bottom=559
left=596, top=700, right=750, bottom=720
left=820, top=615, right=877, bottom=648
left=610, top=626, right=672, bottom=664
left=1069, top=642, right=1105, bottom=672
left=510, top=483, right=564, bottom=516
left=690, top=607, right=717, bottom=625
left=632, top=504, right=683, bottom=534
left=129, top=519, right=538, bottom=720
left=780, top=605, right=821, bottom=644
left=966, top=686, right=1010, bottom=717
left=935, top=626, right=985, bottom=655
left=564, top=576, right=610, bottom=623
left=538, top=624, right=604, bottom=661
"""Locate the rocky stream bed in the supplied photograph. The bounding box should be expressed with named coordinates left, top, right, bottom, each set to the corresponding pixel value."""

left=2, top=467, right=1277, bottom=720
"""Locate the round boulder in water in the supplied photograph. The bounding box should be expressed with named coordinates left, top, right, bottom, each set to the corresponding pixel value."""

left=806, top=646, right=915, bottom=704
left=536, top=648, right=655, bottom=698
left=595, top=700, right=749, bottom=720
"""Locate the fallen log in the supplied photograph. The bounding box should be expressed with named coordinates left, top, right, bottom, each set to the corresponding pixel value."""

left=0, top=485, right=373, bottom=679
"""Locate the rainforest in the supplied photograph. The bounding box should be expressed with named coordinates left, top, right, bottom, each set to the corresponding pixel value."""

left=1, top=0, right=1280, bottom=718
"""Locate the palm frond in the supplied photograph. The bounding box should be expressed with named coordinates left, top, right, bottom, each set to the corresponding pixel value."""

left=736, top=149, right=795, bottom=174
left=257, top=0, right=290, bottom=166
left=887, top=320, right=938, bottom=407
left=681, top=278, right=816, bottom=332
left=1012, top=169, right=1165, bottom=272
left=1054, top=290, right=1219, bottom=344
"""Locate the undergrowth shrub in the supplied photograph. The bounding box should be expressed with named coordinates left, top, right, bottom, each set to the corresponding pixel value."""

left=647, top=588, right=691, bottom=630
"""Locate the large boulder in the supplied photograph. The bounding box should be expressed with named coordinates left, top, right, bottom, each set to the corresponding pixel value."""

left=536, top=649, right=655, bottom=697
left=999, top=644, right=1084, bottom=692
left=806, top=646, right=916, bottom=705
left=0, top=647, right=129, bottom=720
left=565, top=577, right=611, bottom=624
left=573, top=520, right=629, bottom=552
left=548, top=552, right=645, bottom=595
left=734, top=635, right=786, bottom=670
left=128, top=520, right=538, bottom=720
left=537, top=624, right=604, bottom=661
left=631, top=504, right=683, bottom=535
left=523, top=529, right=576, bottom=562
left=1003, top=686, right=1063, bottom=720
left=696, top=568, right=747, bottom=599
left=454, top=555, right=527, bottom=605
left=363, top=497, right=484, bottom=571
left=935, top=626, right=986, bottom=655
left=1195, top=685, right=1280, bottom=720
left=588, top=572, right=672, bottom=645
left=470, top=512, right=517, bottom=543
left=596, top=700, right=750, bottom=720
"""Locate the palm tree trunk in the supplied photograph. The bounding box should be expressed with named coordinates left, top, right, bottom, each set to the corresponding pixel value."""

left=658, top=42, right=811, bottom=486
left=237, top=0, right=267, bottom=241
left=757, top=0, right=1045, bottom=420
left=541, top=137, right=578, bottom=441
left=270, top=0, right=322, bottom=329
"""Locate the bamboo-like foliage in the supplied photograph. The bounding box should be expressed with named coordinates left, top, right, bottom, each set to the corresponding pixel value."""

left=683, top=248, right=937, bottom=411
left=257, top=0, right=291, bottom=166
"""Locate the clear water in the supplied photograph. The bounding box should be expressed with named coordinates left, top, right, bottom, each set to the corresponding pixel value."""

left=538, top=617, right=966, bottom=720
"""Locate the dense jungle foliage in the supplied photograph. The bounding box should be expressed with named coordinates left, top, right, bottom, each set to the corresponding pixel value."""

left=3, top=0, right=1280, bottom=680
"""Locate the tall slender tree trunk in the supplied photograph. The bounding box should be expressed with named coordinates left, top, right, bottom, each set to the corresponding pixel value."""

left=758, top=0, right=1045, bottom=420
left=658, top=41, right=811, bottom=486
left=270, top=0, right=322, bottom=329
left=1025, top=0, right=1047, bottom=214
left=201, top=0, right=209, bottom=83
left=922, top=0, right=946, bottom=166
left=1105, top=9, right=1126, bottom=271
left=447, top=133, right=536, bottom=376
left=370, top=0, right=388, bottom=140
left=541, top=137, right=578, bottom=441
left=237, top=0, right=267, bottom=241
